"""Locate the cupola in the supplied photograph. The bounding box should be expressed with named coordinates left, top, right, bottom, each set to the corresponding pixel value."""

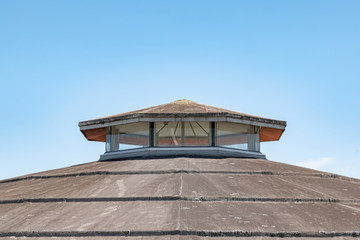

left=78, top=100, right=286, bottom=160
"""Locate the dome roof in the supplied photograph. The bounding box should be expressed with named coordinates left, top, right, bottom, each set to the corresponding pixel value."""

left=1, top=157, right=360, bottom=239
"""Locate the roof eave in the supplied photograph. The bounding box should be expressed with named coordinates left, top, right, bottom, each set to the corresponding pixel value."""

left=79, top=112, right=286, bottom=131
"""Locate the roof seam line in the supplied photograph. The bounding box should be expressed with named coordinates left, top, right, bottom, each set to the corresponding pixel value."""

left=0, top=171, right=354, bottom=184
left=0, top=230, right=359, bottom=237
left=1, top=197, right=359, bottom=205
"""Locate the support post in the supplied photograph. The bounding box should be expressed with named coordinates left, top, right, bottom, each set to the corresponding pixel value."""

left=210, top=122, right=216, bottom=147
left=110, top=126, right=120, bottom=151
left=181, top=122, right=185, bottom=146
left=149, top=122, right=154, bottom=147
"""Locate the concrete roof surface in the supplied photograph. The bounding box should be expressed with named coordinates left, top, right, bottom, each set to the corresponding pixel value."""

left=1, top=157, right=359, bottom=239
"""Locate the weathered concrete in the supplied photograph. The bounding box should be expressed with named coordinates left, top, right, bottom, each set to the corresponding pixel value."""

left=2, top=173, right=360, bottom=200
left=3, top=158, right=341, bottom=179
left=0, top=201, right=359, bottom=232
left=0, top=157, right=359, bottom=239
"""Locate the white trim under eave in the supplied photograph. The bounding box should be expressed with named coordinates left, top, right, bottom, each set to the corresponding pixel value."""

left=98, top=146, right=267, bottom=161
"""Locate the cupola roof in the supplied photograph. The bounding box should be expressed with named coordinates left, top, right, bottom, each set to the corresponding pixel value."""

left=79, top=99, right=286, bottom=143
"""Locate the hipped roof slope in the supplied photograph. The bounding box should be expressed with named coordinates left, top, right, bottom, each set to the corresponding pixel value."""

left=79, top=99, right=286, bottom=127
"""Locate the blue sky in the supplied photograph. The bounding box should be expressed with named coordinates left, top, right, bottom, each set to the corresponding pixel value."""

left=0, top=0, right=359, bottom=180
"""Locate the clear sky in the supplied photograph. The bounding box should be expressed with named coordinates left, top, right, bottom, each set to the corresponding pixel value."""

left=0, top=0, right=359, bottom=180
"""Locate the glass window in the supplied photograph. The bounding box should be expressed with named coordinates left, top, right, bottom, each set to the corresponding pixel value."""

left=155, top=121, right=210, bottom=146
left=104, top=121, right=259, bottom=152
left=155, top=122, right=182, bottom=146
left=106, top=122, right=149, bottom=152
left=183, top=121, right=210, bottom=146
left=216, top=122, right=260, bottom=151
